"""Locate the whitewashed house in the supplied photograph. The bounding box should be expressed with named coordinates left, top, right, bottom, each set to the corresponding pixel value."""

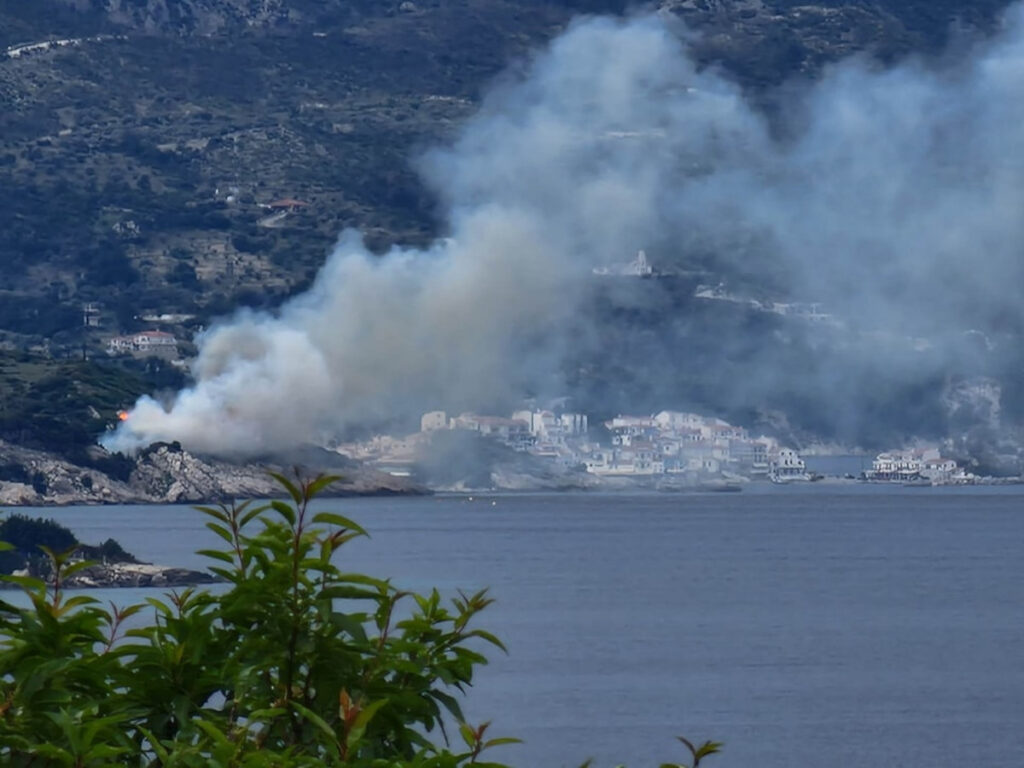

left=420, top=411, right=448, bottom=432
left=107, top=330, right=178, bottom=359
left=769, top=448, right=809, bottom=481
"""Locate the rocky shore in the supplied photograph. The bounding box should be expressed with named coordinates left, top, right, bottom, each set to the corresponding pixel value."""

left=0, top=440, right=427, bottom=507
left=0, top=512, right=220, bottom=590
left=63, top=562, right=219, bottom=589
left=1, top=561, right=220, bottom=590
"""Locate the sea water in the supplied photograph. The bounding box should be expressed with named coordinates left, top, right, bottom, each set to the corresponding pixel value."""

left=7, top=486, right=1024, bottom=768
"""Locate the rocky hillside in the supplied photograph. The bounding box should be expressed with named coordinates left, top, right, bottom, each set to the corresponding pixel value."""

left=665, top=0, right=1009, bottom=86
left=0, top=0, right=1019, bottom=466
left=0, top=440, right=425, bottom=506
left=0, top=0, right=1013, bottom=355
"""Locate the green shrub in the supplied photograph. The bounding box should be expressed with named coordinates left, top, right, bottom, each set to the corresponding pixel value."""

left=0, top=514, right=77, bottom=557
left=0, top=474, right=719, bottom=767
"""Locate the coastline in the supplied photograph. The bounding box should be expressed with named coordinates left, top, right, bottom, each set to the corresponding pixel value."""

left=0, top=440, right=429, bottom=508
left=0, top=561, right=220, bottom=590
left=0, top=484, right=432, bottom=508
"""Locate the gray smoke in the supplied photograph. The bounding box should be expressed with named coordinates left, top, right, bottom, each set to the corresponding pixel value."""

left=104, top=7, right=1024, bottom=456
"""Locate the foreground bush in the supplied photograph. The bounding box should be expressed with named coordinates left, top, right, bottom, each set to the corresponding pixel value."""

left=0, top=473, right=718, bottom=767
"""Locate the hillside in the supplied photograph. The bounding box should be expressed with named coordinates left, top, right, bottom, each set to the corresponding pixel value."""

left=0, top=0, right=1021, bottom=469
left=0, top=1, right=1012, bottom=349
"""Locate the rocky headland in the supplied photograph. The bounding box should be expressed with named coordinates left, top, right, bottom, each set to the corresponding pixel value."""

left=59, top=561, right=219, bottom=589
left=0, top=440, right=426, bottom=506
left=0, top=512, right=218, bottom=588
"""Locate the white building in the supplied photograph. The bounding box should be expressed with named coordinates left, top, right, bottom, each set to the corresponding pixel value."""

left=584, top=443, right=663, bottom=476
left=107, top=330, right=178, bottom=358
left=450, top=413, right=533, bottom=449
left=921, top=457, right=959, bottom=481
left=653, top=411, right=705, bottom=431
left=592, top=249, right=654, bottom=277
left=559, top=413, right=589, bottom=435
left=511, top=409, right=588, bottom=446
left=606, top=415, right=656, bottom=431
left=870, top=447, right=962, bottom=482
left=420, top=411, right=448, bottom=432
left=769, top=448, right=809, bottom=481
left=871, top=452, right=923, bottom=480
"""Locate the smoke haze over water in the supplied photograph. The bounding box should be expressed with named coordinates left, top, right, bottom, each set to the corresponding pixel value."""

left=104, top=7, right=1024, bottom=456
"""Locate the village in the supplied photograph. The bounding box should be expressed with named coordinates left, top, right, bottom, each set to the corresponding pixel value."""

left=96, top=317, right=975, bottom=490
left=332, top=407, right=975, bottom=488
left=94, top=320, right=979, bottom=489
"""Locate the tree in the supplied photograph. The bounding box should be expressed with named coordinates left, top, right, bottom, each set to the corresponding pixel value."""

left=0, top=514, right=76, bottom=557
left=0, top=474, right=719, bottom=767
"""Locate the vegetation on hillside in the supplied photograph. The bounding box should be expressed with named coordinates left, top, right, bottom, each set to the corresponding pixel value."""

left=0, top=474, right=720, bottom=766
left=1, top=0, right=1020, bottom=459
left=0, top=351, right=180, bottom=475
left=0, top=0, right=1013, bottom=349
left=0, top=512, right=137, bottom=577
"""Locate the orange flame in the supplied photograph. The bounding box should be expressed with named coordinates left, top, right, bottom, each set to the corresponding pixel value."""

left=117, top=410, right=130, bottom=422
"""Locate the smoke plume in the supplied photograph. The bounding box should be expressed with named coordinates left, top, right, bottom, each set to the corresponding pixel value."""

left=104, top=7, right=1024, bottom=456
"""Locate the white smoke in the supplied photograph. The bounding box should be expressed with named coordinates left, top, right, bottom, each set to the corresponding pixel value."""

left=105, top=7, right=1024, bottom=455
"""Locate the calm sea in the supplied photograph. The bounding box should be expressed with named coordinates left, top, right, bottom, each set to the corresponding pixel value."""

left=8, top=486, right=1024, bottom=768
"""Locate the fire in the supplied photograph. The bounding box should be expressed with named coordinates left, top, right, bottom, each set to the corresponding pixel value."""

left=117, top=410, right=130, bottom=422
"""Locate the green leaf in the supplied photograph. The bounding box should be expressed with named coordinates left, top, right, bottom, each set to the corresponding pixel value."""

left=137, top=727, right=170, bottom=763
left=429, top=690, right=465, bottom=723
left=37, top=544, right=64, bottom=564
left=306, top=474, right=343, bottom=499
left=109, top=602, right=145, bottom=628
left=312, top=512, right=368, bottom=537
left=197, top=549, right=235, bottom=564
left=465, top=628, right=507, bottom=652
left=268, top=472, right=304, bottom=505
left=695, top=741, right=724, bottom=760
left=2, top=574, right=46, bottom=593
left=270, top=500, right=297, bottom=526
left=28, top=743, right=74, bottom=762
left=290, top=700, right=339, bottom=745
left=194, top=505, right=229, bottom=523
left=483, top=737, right=522, bottom=748
left=84, top=744, right=131, bottom=760
left=239, top=502, right=269, bottom=527
left=144, top=597, right=173, bottom=617
left=195, top=719, right=232, bottom=748
left=204, top=521, right=234, bottom=545
left=347, top=698, right=388, bottom=748
left=326, top=531, right=365, bottom=550
left=335, top=572, right=388, bottom=589
left=675, top=736, right=723, bottom=766
left=249, top=707, right=288, bottom=720
left=330, top=612, right=370, bottom=643
left=58, top=594, right=100, bottom=611
left=319, top=585, right=380, bottom=600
